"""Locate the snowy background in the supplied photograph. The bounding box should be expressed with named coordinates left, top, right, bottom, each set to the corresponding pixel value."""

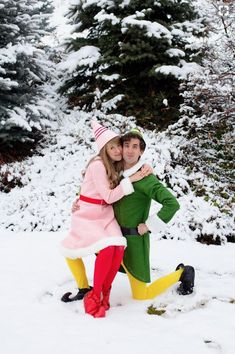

left=0, top=1, right=234, bottom=353
left=1, top=109, right=233, bottom=242
left=0, top=0, right=233, bottom=241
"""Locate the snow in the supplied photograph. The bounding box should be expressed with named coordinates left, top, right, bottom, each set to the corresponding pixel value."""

left=155, top=60, right=201, bottom=79
left=120, top=0, right=131, bottom=8
left=0, top=231, right=235, bottom=354
left=102, top=94, right=125, bottom=111
left=100, top=73, right=120, bottom=81
left=43, top=0, right=74, bottom=45
left=94, top=9, right=120, bottom=25
left=121, top=15, right=172, bottom=40
left=81, top=0, right=114, bottom=10
left=155, top=61, right=201, bottom=79
left=0, top=77, right=18, bottom=90
left=58, top=46, right=101, bottom=72
left=6, top=109, right=32, bottom=131
left=165, top=48, right=185, bottom=58
left=163, top=98, right=168, bottom=106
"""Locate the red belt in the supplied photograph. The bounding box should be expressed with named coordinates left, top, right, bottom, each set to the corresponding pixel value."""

left=79, top=194, right=108, bottom=205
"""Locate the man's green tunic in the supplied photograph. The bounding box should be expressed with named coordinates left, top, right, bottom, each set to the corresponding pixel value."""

left=113, top=174, right=180, bottom=283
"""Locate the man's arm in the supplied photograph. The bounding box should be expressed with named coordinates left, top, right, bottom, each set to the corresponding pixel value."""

left=137, top=175, right=180, bottom=235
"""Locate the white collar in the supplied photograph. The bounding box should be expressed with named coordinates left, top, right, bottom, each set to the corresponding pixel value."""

left=122, top=159, right=145, bottom=178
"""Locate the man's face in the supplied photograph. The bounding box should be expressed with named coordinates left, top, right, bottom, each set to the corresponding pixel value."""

left=122, top=138, right=143, bottom=167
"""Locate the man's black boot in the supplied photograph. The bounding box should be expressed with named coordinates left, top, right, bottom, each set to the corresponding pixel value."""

left=175, top=264, right=195, bottom=295
left=61, top=287, right=92, bottom=302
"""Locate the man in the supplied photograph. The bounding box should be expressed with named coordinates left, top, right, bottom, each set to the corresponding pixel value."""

left=113, top=128, right=195, bottom=299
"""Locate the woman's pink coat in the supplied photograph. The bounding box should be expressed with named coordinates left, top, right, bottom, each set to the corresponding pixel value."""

left=61, top=158, right=132, bottom=259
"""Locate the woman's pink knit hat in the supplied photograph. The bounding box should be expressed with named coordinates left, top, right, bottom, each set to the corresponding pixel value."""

left=92, top=120, right=119, bottom=151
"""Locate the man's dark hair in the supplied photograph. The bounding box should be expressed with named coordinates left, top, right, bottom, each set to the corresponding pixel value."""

left=121, top=132, right=146, bottom=151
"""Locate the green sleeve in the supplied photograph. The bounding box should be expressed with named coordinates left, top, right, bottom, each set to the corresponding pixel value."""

left=136, top=174, right=180, bottom=223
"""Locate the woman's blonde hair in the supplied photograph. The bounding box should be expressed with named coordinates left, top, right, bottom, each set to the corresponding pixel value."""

left=85, top=136, right=123, bottom=189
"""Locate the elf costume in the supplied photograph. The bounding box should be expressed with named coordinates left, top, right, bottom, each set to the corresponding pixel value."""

left=61, top=121, right=134, bottom=317
left=113, top=140, right=189, bottom=299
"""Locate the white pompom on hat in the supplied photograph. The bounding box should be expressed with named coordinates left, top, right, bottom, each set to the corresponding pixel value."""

left=92, top=120, right=119, bottom=152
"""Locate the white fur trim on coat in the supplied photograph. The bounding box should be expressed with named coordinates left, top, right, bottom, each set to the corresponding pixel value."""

left=60, top=236, right=127, bottom=259
left=122, top=160, right=145, bottom=178
left=120, top=177, right=134, bottom=195
left=145, top=214, right=167, bottom=234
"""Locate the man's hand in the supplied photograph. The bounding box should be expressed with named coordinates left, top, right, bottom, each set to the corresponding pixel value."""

left=72, top=198, right=80, bottom=213
left=137, top=223, right=149, bottom=235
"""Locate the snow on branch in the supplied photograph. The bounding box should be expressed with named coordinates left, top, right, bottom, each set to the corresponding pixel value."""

left=6, top=108, right=32, bottom=132
left=102, top=94, right=124, bottom=112
left=121, top=14, right=172, bottom=41
left=165, top=48, right=185, bottom=58
left=94, top=9, right=120, bottom=25
left=58, top=46, right=100, bottom=72
left=0, top=78, right=19, bottom=90
left=155, top=60, right=201, bottom=79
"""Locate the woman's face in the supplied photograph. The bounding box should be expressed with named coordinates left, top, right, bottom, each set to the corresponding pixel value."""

left=106, top=138, right=123, bottom=162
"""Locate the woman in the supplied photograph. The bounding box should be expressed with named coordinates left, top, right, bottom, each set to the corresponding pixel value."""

left=60, top=121, right=149, bottom=318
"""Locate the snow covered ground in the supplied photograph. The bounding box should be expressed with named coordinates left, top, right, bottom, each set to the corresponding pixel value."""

left=0, top=231, right=235, bottom=354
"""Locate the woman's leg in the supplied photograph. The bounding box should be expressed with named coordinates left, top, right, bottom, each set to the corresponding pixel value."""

left=84, top=246, right=115, bottom=317
left=65, top=258, right=89, bottom=289
left=103, top=246, right=124, bottom=292
left=93, top=246, right=115, bottom=296
left=101, top=246, right=124, bottom=310
left=122, top=263, right=183, bottom=300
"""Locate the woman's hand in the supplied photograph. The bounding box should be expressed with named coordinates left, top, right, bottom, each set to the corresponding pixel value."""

left=71, top=198, right=80, bottom=213
left=141, top=164, right=153, bottom=176
left=129, top=170, right=147, bottom=182
left=129, top=164, right=153, bottom=183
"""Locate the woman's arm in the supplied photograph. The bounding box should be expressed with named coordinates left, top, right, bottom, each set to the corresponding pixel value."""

left=90, top=160, right=133, bottom=204
left=89, top=160, right=152, bottom=204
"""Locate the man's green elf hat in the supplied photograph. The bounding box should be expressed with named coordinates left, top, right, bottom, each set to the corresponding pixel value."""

left=129, top=128, right=144, bottom=139
left=123, top=127, right=146, bottom=147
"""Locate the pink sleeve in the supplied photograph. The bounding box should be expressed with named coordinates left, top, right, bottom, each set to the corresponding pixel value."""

left=89, top=160, right=133, bottom=204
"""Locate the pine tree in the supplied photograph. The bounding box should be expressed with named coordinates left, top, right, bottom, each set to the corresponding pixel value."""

left=0, top=0, right=54, bottom=148
left=60, top=0, right=205, bottom=128
left=164, top=0, right=235, bottom=243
